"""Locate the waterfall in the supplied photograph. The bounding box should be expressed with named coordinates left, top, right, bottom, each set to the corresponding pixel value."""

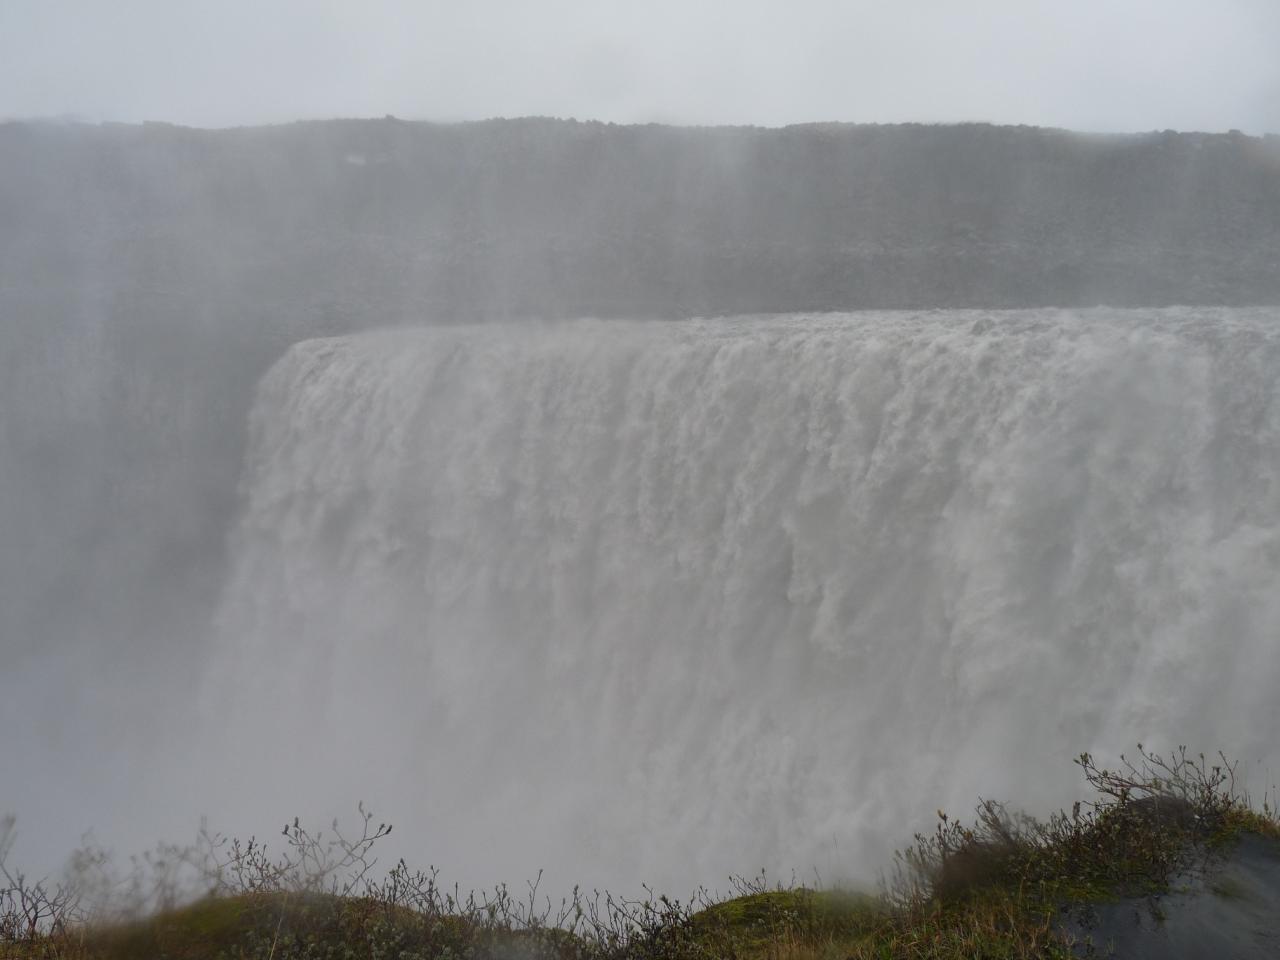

left=208, top=307, right=1280, bottom=892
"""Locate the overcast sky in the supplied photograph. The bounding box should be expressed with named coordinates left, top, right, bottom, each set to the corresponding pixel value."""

left=2, top=0, right=1278, bottom=134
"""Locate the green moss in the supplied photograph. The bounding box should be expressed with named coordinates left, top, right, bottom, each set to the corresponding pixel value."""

left=695, top=887, right=879, bottom=934
left=683, top=888, right=883, bottom=958
left=62, top=892, right=590, bottom=960
left=87, top=893, right=284, bottom=960
left=1221, top=807, right=1280, bottom=842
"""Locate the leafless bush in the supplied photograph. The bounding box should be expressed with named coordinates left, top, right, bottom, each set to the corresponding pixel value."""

left=1, top=814, right=91, bottom=943
left=0, top=804, right=730, bottom=959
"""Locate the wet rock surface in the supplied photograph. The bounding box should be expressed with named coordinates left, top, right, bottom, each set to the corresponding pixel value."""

left=1064, top=832, right=1280, bottom=959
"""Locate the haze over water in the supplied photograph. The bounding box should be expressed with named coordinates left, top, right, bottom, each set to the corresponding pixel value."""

left=149, top=307, right=1280, bottom=892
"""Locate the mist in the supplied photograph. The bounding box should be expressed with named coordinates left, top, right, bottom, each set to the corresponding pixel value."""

left=3, top=0, right=1280, bottom=908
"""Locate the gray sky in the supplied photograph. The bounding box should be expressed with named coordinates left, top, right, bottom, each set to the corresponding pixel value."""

left=2, top=0, right=1278, bottom=133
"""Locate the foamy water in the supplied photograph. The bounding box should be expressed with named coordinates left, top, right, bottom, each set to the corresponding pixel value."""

left=201, top=308, right=1280, bottom=893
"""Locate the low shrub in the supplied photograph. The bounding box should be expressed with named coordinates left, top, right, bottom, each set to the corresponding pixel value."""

left=2, top=746, right=1275, bottom=959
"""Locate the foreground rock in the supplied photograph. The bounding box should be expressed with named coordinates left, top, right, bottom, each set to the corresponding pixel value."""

left=1065, top=831, right=1280, bottom=959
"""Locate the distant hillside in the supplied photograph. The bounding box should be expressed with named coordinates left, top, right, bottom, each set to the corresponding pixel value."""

left=3, top=118, right=1279, bottom=325
left=1, top=117, right=1278, bottom=667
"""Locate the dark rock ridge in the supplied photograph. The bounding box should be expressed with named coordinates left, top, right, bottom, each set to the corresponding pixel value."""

left=4, top=118, right=1279, bottom=323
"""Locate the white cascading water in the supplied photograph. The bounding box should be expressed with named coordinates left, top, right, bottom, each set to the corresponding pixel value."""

left=206, top=307, right=1280, bottom=894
